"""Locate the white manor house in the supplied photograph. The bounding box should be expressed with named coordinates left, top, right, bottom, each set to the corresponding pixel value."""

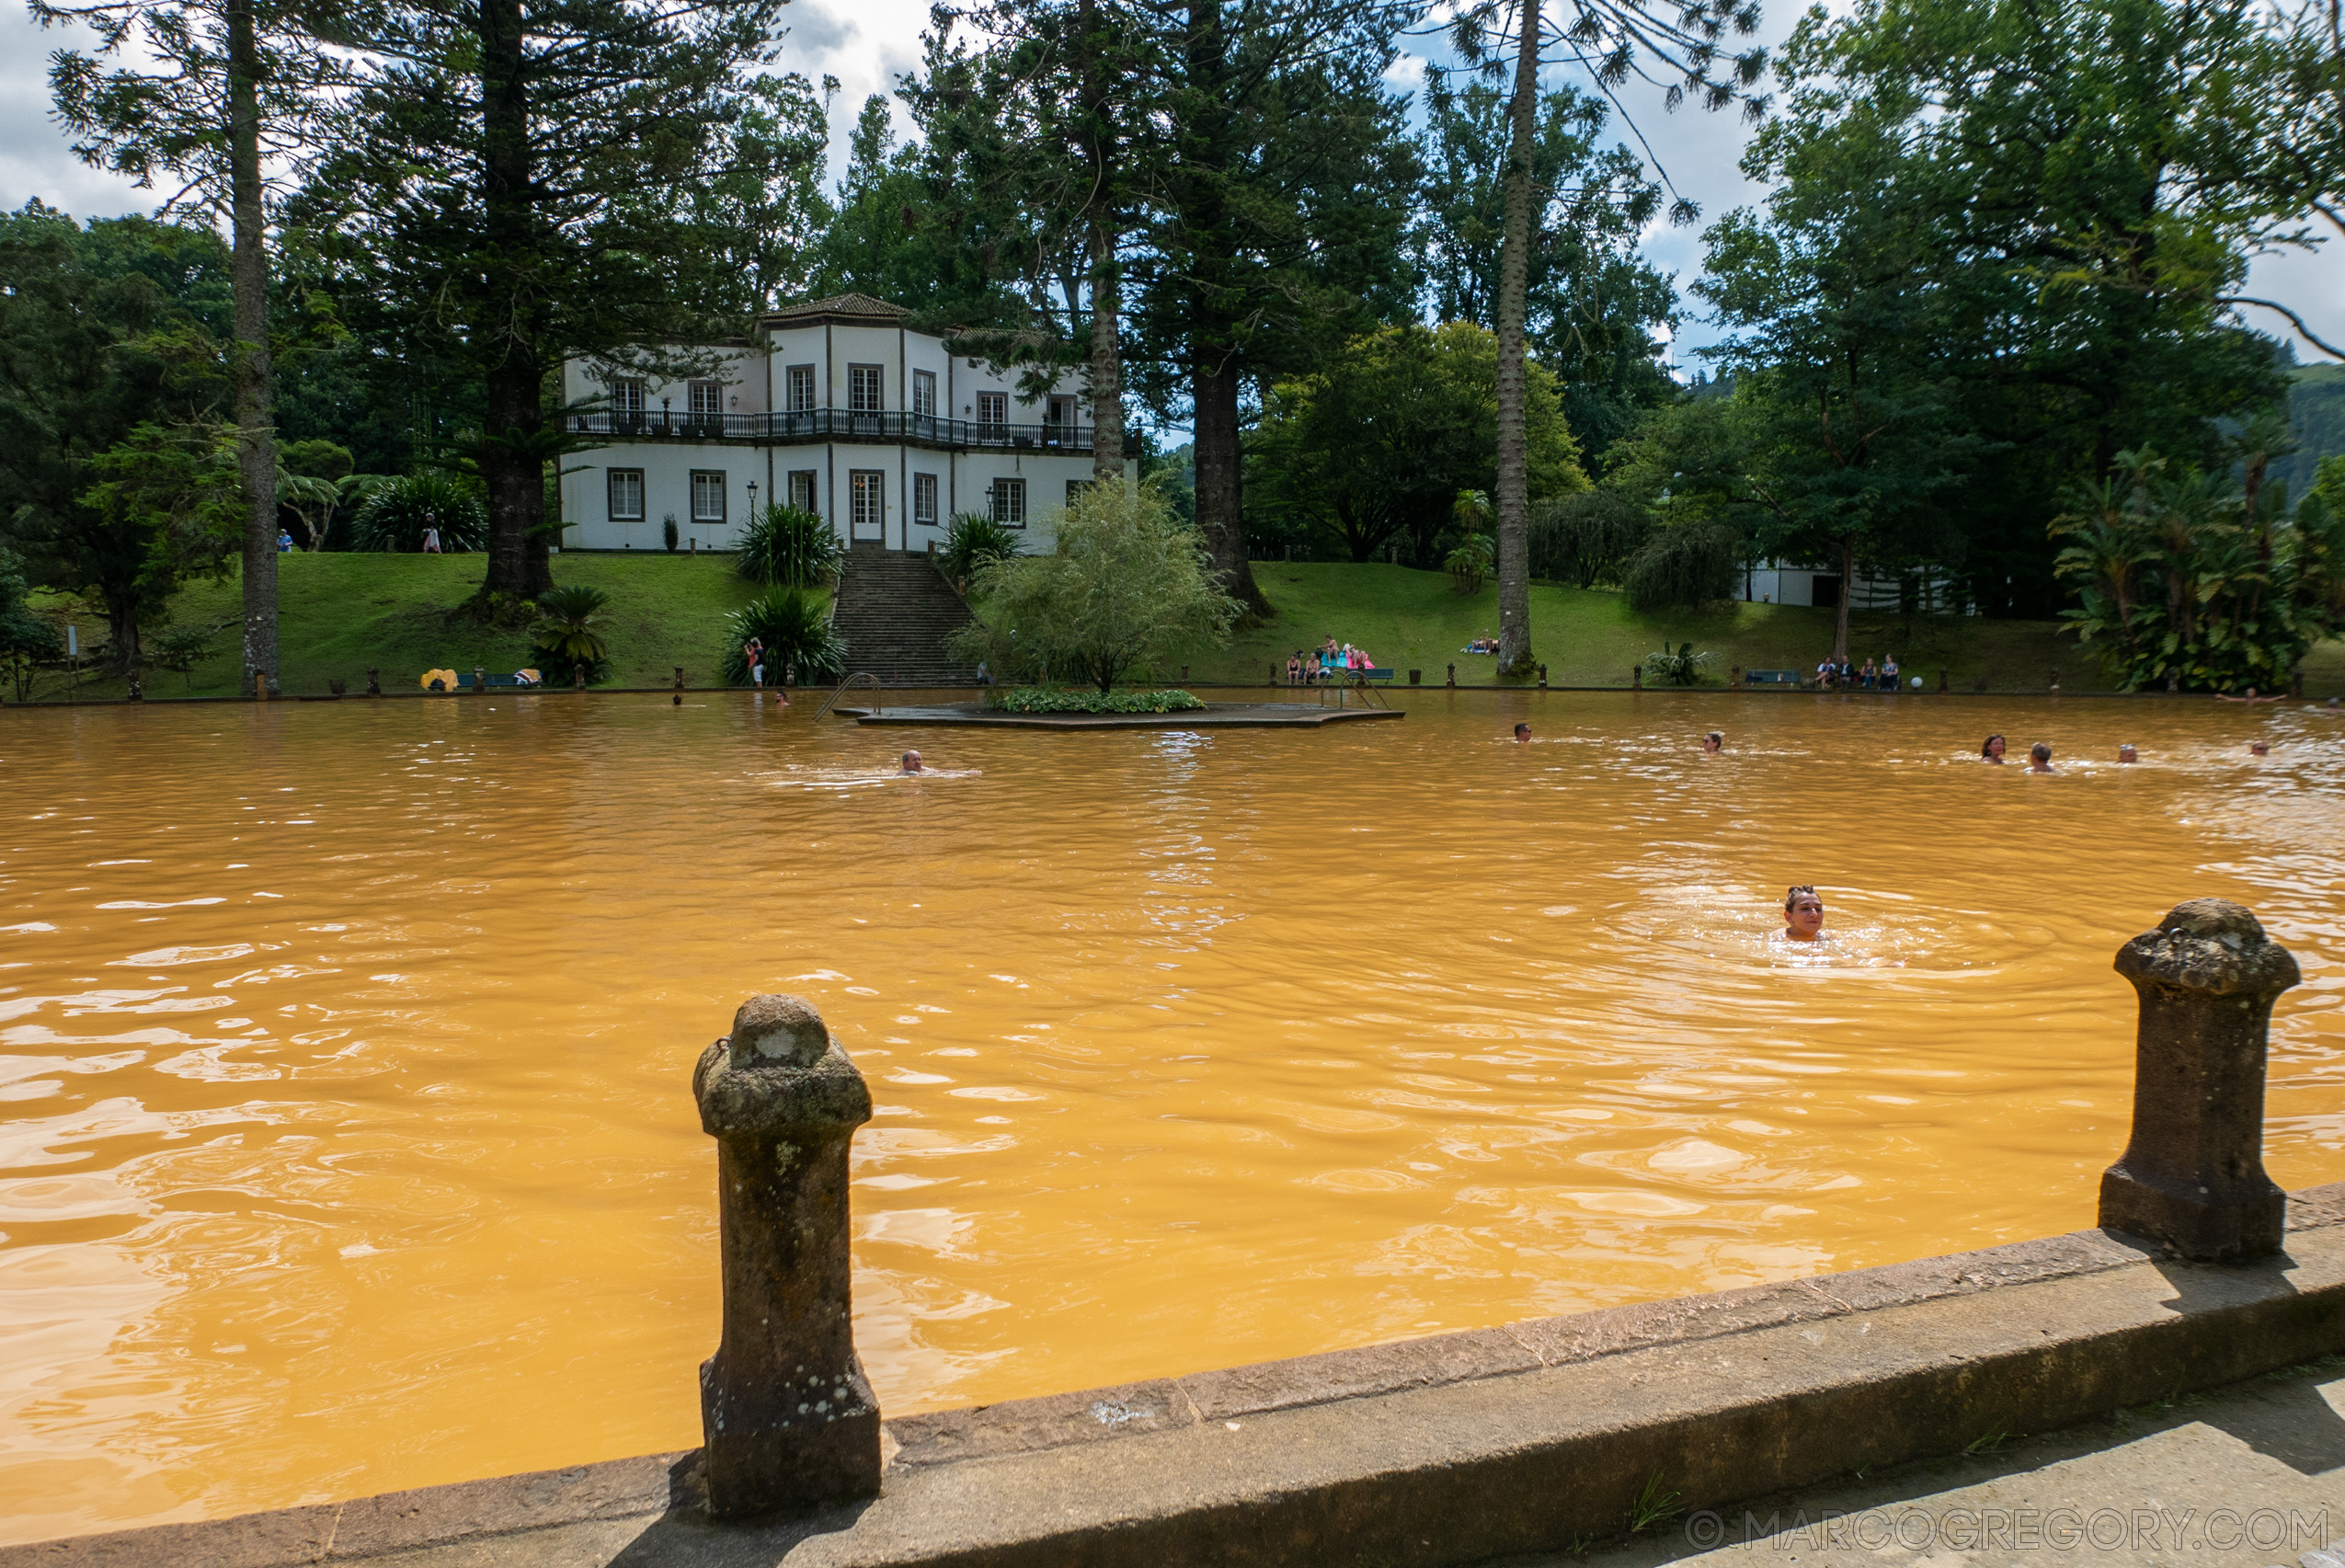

left=559, top=292, right=1136, bottom=555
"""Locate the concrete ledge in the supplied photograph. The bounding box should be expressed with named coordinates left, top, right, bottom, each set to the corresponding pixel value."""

left=15, top=1187, right=2345, bottom=1566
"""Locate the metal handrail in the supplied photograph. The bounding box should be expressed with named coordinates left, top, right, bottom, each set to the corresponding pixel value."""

left=567, top=407, right=1116, bottom=453
left=818, top=670, right=881, bottom=718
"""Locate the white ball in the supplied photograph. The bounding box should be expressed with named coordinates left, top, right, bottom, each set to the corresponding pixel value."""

left=1909, top=676, right=1922, bottom=689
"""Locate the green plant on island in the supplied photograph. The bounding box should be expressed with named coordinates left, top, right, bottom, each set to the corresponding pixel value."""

left=950, top=482, right=1240, bottom=693
left=736, top=503, right=840, bottom=588
left=936, top=512, right=1021, bottom=585
left=2052, top=446, right=2345, bottom=692
left=723, top=588, right=844, bottom=686
left=988, top=687, right=1206, bottom=714
left=530, top=583, right=612, bottom=684
left=352, top=472, right=488, bottom=553
left=1642, top=641, right=1714, bottom=685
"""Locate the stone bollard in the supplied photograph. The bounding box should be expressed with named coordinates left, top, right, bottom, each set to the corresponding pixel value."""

left=1939, top=667, right=1949, bottom=693
left=366, top=667, right=382, bottom=697
left=1631, top=666, right=1642, bottom=691
left=1537, top=663, right=1548, bottom=690
left=474, top=665, right=486, bottom=695
left=255, top=670, right=268, bottom=702
left=1446, top=663, right=1455, bottom=688
left=1180, top=664, right=1189, bottom=682
left=127, top=670, right=143, bottom=702
left=693, top=995, right=880, bottom=1516
left=675, top=665, right=686, bottom=690
left=1408, top=669, right=1420, bottom=685
left=2099, top=899, right=2300, bottom=1262
left=575, top=667, right=587, bottom=691
left=1731, top=664, right=1744, bottom=690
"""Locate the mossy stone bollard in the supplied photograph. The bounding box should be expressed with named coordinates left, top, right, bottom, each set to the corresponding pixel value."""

left=693, top=995, right=880, bottom=1516
left=2099, top=899, right=2299, bottom=1262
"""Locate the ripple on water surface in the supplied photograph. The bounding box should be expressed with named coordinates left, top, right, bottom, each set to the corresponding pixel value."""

left=2, top=693, right=2343, bottom=1540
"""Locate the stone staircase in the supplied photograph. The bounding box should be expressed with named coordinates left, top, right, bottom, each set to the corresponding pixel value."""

left=829, top=543, right=983, bottom=687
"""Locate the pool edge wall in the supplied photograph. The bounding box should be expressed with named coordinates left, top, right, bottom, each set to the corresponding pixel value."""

left=14, top=1182, right=2345, bottom=1567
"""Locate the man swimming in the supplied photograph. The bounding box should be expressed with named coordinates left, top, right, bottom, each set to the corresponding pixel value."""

left=2028, top=742, right=2055, bottom=773
left=2118, top=743, right=2138, bottom=764
left=1703, top=731, right=1723, bottom=753
left=1782, top=886, right=1825, bottom=943
left=900, top=750, right=924, bottom=774
left=2250, top=740, right=2271, bottom=756
left=1514, top=722, right=1531, bottom=744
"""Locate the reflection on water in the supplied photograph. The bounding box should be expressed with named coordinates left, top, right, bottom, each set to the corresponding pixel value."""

left=2, top=692, right=2342, bottom=1540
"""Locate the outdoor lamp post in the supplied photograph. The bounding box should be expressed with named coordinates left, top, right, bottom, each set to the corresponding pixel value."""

left=661, top=395, right=670, bottom=435
left=747, top=479, right=758, bottom=521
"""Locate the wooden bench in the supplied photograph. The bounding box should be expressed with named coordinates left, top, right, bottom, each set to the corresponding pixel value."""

left=1743, top=669, right=1802, bottom=686
left=454, top=672, right=539, bottom=690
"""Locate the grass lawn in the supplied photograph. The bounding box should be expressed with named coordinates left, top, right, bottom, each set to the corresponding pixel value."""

left=1196, top=564, right=2156, bottom=692
left=24, top=552, right=767, bottom=700
left=16, top=553, right=2344, bottom=700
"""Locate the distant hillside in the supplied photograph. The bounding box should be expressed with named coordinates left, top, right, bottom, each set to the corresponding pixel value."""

left=2276, top=363, right=2345, bottom=499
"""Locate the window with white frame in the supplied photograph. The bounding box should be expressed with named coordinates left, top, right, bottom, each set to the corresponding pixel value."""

left=607, top=468, right=645, bottom=521
left=913, top=472, right=938, bottom=526
left=786, top=364, right=816, bottom=412
left=912, top=369, right=936, bottom=418
left=849, top=364, right=883, bottom=413
left=691, top=471, right=726, bottom=524
left=787, top=470, right=817, bottom=511
left=990, top=477, right=1025, bottom=526
left=976, top=391, right=1007, bottom=429
left=849, top=470, right=885, bottom=536
left=688, top=381, right=722, bottom=416
left=612, top=379, right=645, bottom=418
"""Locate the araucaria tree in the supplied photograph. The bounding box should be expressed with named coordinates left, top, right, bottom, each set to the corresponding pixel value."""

left=310, top=0, right=790, bottom=605
left=1453, top=0, right=1767, bottom=675
left=952, top=483, right=1241, bottom=691
left=37, top=0, right=341, bottom=693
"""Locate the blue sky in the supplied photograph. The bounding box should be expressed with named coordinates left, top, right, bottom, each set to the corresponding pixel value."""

left=6, top=0, right=2339, bottom=369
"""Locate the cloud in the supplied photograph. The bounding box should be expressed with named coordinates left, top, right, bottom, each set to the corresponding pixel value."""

left=0, top=14, right=154, bottom=221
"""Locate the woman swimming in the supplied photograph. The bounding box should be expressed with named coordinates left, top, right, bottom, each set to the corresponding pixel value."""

left=1782, top=886, right=1825, bottom=943
left=1981, top=734, right=2007, bottom=763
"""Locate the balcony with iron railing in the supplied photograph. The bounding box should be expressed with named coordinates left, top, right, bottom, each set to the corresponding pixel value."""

left=568, top=406, right=1138, bottom=455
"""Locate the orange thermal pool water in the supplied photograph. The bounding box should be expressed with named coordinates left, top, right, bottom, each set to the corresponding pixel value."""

left=3, top=691, right=2342, bottom=1542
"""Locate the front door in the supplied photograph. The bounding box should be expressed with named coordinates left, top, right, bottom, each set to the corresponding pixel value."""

left=849, top=470, right=886, bottom=544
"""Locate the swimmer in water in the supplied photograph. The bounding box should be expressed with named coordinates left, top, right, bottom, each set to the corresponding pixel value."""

left=2028, top=741, right=2055, bottom=773
left=1514, top=722, right=1531, bottom=744
left=1703, top=731, right=1723, bottom=753
left=2250, top=740, right=2270, bottom=756
left=2118, top=743, right=2138, bottom=764
left=1981, top=734, right=2007, bottom=763
left=899, top=750, right=924, bottom=774
left=1782, top=886, right=1825, bottom=943
left=2219, top=687, right=2279, bottom=704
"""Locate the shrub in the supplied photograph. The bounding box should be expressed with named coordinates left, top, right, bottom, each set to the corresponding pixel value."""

left=949, top=484, right=1240, bottom=692
left=351, top=472, right=488, bottom=553
left=938, top=512, right=1021, bottom=584
left=1531, top=492, right=1650, bottom=588
left=148, top=623, right=223, bottom=688
left=1623, top=522, right=1740, bottom=612
left=737, top=504, right=841, bottom=588
left=663, top=514, right=680, bottom=553
left=1642, top=641, right=1715, bottom=685
left=723, top=589, right=845, bottom=686
left=989, top=687, right=1206, bottom=714
left=530, top=584, right=612, bottom=684
left=1444, top=532, right=1493, bottom=594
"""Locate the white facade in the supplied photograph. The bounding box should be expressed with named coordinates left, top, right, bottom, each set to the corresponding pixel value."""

left=557, top=293, right=1133, bottom=554
left=1737, top=558, right=1971, bottom=614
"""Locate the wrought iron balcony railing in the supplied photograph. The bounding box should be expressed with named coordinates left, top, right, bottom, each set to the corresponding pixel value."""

left=568, top=407, right=1127, bottom=453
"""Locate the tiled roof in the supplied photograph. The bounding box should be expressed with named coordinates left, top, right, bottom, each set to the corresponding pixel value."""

left=765, top=292, right=910, bottom=323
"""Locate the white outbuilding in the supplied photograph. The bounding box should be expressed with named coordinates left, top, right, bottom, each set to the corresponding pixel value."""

left=557, top=292, right=1133, bottom=554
